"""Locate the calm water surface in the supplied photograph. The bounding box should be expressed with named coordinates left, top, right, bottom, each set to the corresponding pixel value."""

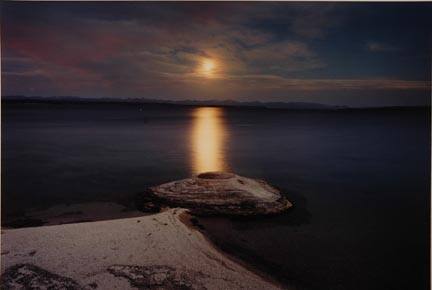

left=2, top=103, right=430, bottom=290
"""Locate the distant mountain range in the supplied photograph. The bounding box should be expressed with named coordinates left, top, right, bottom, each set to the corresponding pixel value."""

left=2, top=95, right=350, bottom=110
left=2, top=95, right=429, bottom=110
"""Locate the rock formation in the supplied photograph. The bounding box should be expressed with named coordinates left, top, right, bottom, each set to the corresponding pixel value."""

left=1, top=264, right=81, bottom=290
left=139, top=172, right=292, bottom=216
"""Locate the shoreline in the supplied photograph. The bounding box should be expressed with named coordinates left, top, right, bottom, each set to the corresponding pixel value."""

left=1, top=208, right=287, bottom=289
left=194, top=216, right=298, bottom=289
left=178, top=211, right=288, bottom=290
left=1, top=201, right=146, bottom=229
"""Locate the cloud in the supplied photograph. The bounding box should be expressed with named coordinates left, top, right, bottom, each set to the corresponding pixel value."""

left=279, top=78, right=429, bottom=91
left=209, top=75, right=430, bottom=91
left=242, top=41, right=324, bottom=73
left=3, top=5, right=327, bottom=90
left=289, top=4, right=340, bottom=38
left=1, top=2, right=430, bottom=105
left=366, top=42, right=399, bottom=52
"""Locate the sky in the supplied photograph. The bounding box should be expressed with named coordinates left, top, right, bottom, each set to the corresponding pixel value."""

left=1, top=2, right=431, bottom=107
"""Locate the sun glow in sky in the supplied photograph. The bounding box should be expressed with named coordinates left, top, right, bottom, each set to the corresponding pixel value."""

left=202, top=59, right=215, bottom=72
left=200, top=59, right=216, bottom=78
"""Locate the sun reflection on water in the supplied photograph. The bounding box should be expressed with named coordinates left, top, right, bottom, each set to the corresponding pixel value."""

left=191, top=107, right=228, bottom=174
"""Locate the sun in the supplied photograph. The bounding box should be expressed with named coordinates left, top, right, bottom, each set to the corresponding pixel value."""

left=201, top=59, right=216, bottom=77
left=203, top=59, right=215, bottom=72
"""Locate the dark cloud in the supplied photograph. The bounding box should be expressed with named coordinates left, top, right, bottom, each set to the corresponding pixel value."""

left=1, top=2, right=431, bottom=106
left=366, top=42, right=399, bottom=52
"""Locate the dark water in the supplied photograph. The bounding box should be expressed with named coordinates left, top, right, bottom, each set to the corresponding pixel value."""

left=2, top=102, right=430, bottom=290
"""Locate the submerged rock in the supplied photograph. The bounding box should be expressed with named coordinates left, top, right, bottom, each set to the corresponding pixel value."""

left=140, top=172, right=292, bottom=216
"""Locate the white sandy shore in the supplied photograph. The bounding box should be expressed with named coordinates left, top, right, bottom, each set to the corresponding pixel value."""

left=1, top=209, right=284, bottom=289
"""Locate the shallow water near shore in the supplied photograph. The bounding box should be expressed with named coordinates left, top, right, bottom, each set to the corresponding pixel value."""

left=2, top=102, right=430, bottom=290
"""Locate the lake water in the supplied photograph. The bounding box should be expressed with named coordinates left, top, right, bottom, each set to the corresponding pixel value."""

left=1, top=102, right=430, bottom=290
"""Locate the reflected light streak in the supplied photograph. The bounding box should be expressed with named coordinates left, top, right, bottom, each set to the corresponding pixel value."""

left=191, top=107, right=227, bottom=174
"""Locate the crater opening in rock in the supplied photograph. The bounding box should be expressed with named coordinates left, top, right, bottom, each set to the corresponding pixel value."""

left=197, top=172, right=234, bottom=180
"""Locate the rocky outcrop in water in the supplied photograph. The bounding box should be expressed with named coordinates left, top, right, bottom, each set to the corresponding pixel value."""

left=138, top=172, right=292, bottom=216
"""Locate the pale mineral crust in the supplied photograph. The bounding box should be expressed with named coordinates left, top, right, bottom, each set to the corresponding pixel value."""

left=1, top=209, right=283, bottom=290
left=141, top=172, right=292, bottom=216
